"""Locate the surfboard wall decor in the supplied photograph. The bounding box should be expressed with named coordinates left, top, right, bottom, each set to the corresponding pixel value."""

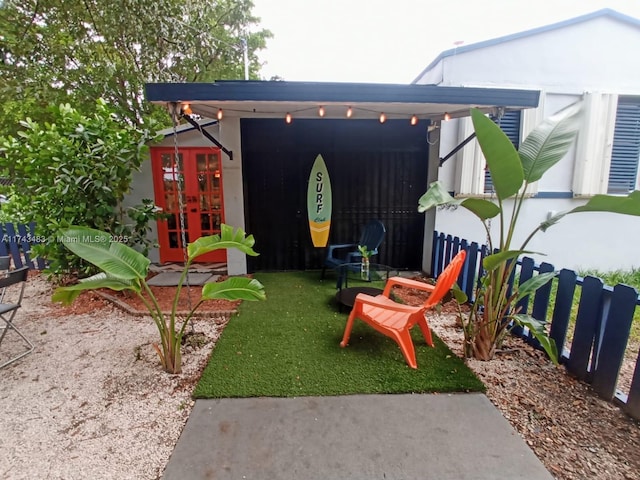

left=307, top=154, right=332, bottom=247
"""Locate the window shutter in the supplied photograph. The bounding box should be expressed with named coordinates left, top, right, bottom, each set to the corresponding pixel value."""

left=455, top=117, right=485, bottom=196
left=608, top=99, right=640, bottom=194
left=573, top=93, right=617, bottom=197
left=484, top=110, right=522, bottom=192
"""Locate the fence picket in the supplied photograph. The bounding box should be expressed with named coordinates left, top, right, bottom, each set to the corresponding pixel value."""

left=458, top=239, right=469, bottom=292
left=626, top=351, right=640, bottom=418
left=444, top=234, right=453, bottom=272
left=0, top=222, right=46, bottom=270
left=3, top=223, right=24, bottom=268
left=513, top=257, right=535, bottom=337
left=549, top=269, right=578, bottom=357
left=431, top=231, right=441, bottom=277
left=465, top=242, right=479, bottom=300
left=592, top=284, right=637, bottom=400
left=16, top=223, right=35, bottom=269
left=568, top=276, right=604, bottom=381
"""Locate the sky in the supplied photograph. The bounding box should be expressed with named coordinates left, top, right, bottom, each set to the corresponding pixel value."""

left=251, top=0, right=640, bottom=84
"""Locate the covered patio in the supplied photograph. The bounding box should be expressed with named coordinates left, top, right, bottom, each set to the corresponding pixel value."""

left=143, top=81, right=540, bottom=274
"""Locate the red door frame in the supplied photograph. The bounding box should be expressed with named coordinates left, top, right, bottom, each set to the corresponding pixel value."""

left=151, top=147, right=226, bottom=263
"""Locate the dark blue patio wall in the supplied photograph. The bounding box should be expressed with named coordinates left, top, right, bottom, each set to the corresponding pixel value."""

left=241, top=119, right=430, bottom=271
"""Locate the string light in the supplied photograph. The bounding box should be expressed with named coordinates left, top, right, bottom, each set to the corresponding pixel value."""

left=182, top=103, right=192, bottom=115
left=198, top=103, right=459, bottom=124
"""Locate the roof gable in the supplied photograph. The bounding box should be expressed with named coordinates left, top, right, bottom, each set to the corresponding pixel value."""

left=413, top=8, right=640, bottom=83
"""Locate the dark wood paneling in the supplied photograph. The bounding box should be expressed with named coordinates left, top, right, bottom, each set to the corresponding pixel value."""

left=241, top=119, right=429, bottom=271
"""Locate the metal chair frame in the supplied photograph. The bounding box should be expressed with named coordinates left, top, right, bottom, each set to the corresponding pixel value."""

left=0, top=266, right=32, bottom=369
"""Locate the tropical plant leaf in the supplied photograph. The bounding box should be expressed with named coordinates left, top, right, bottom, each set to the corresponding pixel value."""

left=202, top=277, right=266, bottom=301
left=471, top=108, right=523, bottom=200
left=417, top=181, right=500, bottom=220
left=568, top=190, right=640, bottom=216
left=512, top=314, right=559, bottom=365
left=483, top=250, right=539, bottom=272
left=519, top=101, right=582, bottom=183
left=417, top=181, right=458, bottom=212
left=514, top=272, right=557, bottom=303
left=451, top=283, right=468, bottom=304
left=60, top=227, right=150, bottom=280
left=52, top=273, right=139, bottom=305
left=460, top=198, right=501, bottom=220
left=51, top=288, right=84, bottom=305
left=541, top=190, right=640, bottom=232
left=188, top=224, right=259, bottom=260
left=538, top=211, right=568, bottom=232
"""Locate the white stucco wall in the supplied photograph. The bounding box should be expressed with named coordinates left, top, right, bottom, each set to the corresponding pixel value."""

left=435, top=198, right=640, bottom=272
left=418, top=16, right=640, bottom=94
left=416, top=13, right=640, bottom=272
left=124, top=156, right=160, bottom=263
left=124, top=121, right=249, bottom=274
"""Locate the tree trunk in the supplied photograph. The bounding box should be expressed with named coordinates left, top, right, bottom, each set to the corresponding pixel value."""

left=472, top=323, right=497, bottom=361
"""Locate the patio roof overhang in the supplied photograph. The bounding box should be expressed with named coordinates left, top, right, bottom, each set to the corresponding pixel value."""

left=144, top=80, right=540, bottom=122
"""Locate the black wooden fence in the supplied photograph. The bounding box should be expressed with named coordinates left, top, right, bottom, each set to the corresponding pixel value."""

left=432, top=231, right=640, bottom=420
left=0, top=222, right=46, bottom=270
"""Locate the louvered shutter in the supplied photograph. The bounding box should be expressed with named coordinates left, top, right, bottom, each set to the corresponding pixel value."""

left=608, top=99, right=640, bottom=194
left=484, top=110, right=522, bottom=192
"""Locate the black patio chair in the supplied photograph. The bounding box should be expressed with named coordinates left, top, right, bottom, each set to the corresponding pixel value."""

left=321, top=220, right=386, bottom=279
left=0, top=267, right=31, bottom=369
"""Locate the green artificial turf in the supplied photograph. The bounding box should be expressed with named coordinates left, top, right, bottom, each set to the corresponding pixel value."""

left=194, top=271, right=485, bottom=398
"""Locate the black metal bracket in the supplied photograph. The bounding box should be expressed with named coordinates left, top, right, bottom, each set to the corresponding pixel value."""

left=180, top=112, right=234, bottom=160
left=439, top=132, right=476, bottom=167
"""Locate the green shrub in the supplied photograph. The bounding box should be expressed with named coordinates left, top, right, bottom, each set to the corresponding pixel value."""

left=0, top=100, right=160, bottom=276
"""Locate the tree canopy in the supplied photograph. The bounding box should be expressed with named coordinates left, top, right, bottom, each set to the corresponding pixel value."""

left=0, top=0, right=272, bottom=134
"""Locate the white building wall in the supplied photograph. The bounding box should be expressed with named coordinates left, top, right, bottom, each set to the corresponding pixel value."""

left=417, top=14, right=640, bottom=272
left=217, top=118, right=247, bottom=276
left=419, top=16, right=640, bottom=94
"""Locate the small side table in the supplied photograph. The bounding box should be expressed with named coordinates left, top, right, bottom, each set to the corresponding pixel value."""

left=334, top=263, right=397, bottom=312
left=335, top=286, right=383, bottom=311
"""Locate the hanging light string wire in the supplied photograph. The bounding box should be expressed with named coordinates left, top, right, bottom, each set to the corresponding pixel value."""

left=170, top=102, right=193, bottom=313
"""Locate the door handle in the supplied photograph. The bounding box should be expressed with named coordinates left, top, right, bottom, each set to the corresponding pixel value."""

left=190, top=208, right=197, bottom=213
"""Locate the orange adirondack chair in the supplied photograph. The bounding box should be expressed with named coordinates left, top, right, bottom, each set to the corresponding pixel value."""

left=340, top=250, right=467, bottom=368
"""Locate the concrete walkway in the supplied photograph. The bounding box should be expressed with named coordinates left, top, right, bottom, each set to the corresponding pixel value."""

left=163, top=393, right=553, bottom=480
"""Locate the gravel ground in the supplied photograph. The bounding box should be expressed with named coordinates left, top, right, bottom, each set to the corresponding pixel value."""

left=0, top=274, right=639, bottom=479
left=428, top=312, right=640, bottom=480
left=0, top=274, right=226, bottom=480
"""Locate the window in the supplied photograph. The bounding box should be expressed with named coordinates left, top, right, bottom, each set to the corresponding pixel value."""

left=453, top=102, right=542, bottom=197
left=484, top=111, right=522, bottom=193
left=608, top=98, right=640, bottom=194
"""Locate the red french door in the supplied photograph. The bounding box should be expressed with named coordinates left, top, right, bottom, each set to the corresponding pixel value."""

left=151, top=147, right=225, bottom=263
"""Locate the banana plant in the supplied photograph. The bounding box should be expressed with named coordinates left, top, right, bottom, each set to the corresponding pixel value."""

left=53, top=224, right=266, bottom=374
left=419, top=101, right=640, bottom=363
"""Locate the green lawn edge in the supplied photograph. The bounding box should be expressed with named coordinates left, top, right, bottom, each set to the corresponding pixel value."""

left=194, top=271, right=485, bottom=398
